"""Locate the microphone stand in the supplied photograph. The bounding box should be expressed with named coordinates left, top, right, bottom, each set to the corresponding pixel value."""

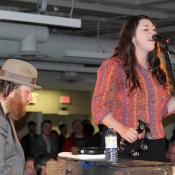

left=164, top=44, right=175, bottom=93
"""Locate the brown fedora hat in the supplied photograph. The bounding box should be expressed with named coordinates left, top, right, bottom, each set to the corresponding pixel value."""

left=0, top=59, right=41, bottom=89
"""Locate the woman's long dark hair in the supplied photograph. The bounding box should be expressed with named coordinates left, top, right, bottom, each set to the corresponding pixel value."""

left=112, top=15, right=170, bottom=94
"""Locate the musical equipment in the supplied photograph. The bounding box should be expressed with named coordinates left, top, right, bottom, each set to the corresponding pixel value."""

left=72, top=147, right=105, bottom=155
left=118, top=120, right=151, bottom=157
left=152, top=34, right=175, bottom=45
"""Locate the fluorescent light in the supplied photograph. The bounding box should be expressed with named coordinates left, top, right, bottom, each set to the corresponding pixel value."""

left=66, top=50, right=111, bottom=59
left=0, top=10, right=81, bottom=28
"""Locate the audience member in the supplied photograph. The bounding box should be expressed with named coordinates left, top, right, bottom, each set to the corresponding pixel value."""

left=50, top=130, right=59, bottom=141
left=85, top=124, right=105, bottom=147
left=165, top=136, right=170, bottom=152
left=166, top=144, right=175, bottom=163
left=58, top=123, right=68, bottom=152
left=82, top=119, right=95, bottom=137
left=24, top=157, right=36, bottom=175
left=30, top=120, right=58, bottom=156
left=50, top=130, right=59, bottom=151
left=62, top=119, right=89, bottom=152
left=34, top=152, right=57, bottom=175
left=83, top=123, right=95, bottom=137
left=169, top=124, right=175, bottom=145
left=21, top=121, right=39, bottom=157
left=82, top=119, right=90, bottom=125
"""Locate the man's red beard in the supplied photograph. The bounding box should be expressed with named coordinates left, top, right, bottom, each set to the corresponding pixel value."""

left=6, top=91, right=28, bottom=121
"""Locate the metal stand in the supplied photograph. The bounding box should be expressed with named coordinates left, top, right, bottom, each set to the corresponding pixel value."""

left=165, top=44, right=175, bottom=92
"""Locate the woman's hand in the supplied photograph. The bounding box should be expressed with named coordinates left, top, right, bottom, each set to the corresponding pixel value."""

left=103, top=113, right=139, bottom=143
left=167, top=97, right=175, bottom=114
left=119, top=126, right=139, bottom=143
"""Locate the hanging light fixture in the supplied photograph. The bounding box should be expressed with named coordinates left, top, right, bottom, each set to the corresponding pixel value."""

left=57, top=71, right=84, bottom=83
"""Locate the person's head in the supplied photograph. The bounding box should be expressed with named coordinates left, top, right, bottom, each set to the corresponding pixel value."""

left=98, top=124, right=105, bottom=133
left=50, top=130, right=59, bottom=141
left=82, top=119, right=90, bottom=126
left=25, top=157, right=36, bottom=175
left=41, top=120, right=52, bottom=136
left=0, top=59, right=41, bottom=120
left=83, top=123, right=94, bottom=136
left=166, top=144, right=175, bottom=163
left=72, top=119, right=83, bottom=134
left=58, top=123, right=68, bottom=135
left=171, top=124, right=175, bottom=136
left=34, top=152, right=57, bottom=175
left=115, top=15, right=157, bottom=56
left=28, top=121, right=37, bottom=133
left=112, top=15, right=169, bottom=94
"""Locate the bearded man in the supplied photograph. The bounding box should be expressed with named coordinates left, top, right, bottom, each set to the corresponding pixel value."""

left=0, top=59, right=41, bottom=175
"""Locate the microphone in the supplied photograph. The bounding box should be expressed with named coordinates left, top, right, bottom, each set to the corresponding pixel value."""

left=152, top=34, right=172, bottom=44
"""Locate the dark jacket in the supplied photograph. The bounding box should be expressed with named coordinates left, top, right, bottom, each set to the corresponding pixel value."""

left=30, top=134, right=59, bottom=156
left=58, top=134, right=66, bottom=153
left=20, top=133, right=39, bottom=157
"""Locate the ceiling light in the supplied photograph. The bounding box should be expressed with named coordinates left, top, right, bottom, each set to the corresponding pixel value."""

left=65, top=50, right=111, bottom=59
left=9, top=51, right=48, bottom=61
left=0, top=10, right=81, bottom=28
left=57, top=71, right=84, bottom=83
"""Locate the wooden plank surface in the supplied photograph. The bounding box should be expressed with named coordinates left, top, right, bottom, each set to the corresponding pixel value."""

left=46, top=157, right=175, bottom=175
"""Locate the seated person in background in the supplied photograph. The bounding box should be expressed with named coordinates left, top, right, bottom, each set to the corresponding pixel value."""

left=165, top=136, right=169, bottom=152
left=30, top=120, right=58, bottom=157
left=21, top=121, right=39, bottom=158
left=50, top=130, right=59, bottom=152
left=83, top=123, right=95, bottom=137
left=62, top=119, right=89, bottom=152
left=50, top=130, right=59, bottom=141
left=24, top=157, right=36, bottom=175
left=34, top=152, right=57, bottom=175
left=166, top=144, right=175, bottom=164
left=50, top=130, right=59, bottom=150
left=58, top=123, right=68, bottom=153
left=82, top=119, right=90, bottom=125
left=85, top=124, right=105, bottom=147
left=169, top=124, right=175, bottom=145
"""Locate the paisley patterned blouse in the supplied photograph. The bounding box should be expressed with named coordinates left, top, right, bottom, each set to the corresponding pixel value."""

left=92, top=57, right=172, bottom=139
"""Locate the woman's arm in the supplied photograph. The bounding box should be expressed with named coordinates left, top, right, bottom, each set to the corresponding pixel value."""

left=102, top=113, right=139, bottom=143
left=92, top=59, right=139, bottom=143
left=167, top=97, right=175, bottom=114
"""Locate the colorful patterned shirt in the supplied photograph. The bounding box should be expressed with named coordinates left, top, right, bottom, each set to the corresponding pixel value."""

left=92, top=57, right=172, bottom=139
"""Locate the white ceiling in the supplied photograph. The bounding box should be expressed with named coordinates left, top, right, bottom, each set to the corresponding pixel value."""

left=1, top=0, right=175, bottom=91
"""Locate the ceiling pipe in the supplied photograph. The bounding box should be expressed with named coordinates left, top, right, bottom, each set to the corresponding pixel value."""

left=0, top=32, right=116, bottom=65
left=1, top=21, right=174, bottom=68
left=37, top=34, right=116, bottom=65
left=0, top=22, right=49, bottom=59
left=0, top=22, right=48, bottom=42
